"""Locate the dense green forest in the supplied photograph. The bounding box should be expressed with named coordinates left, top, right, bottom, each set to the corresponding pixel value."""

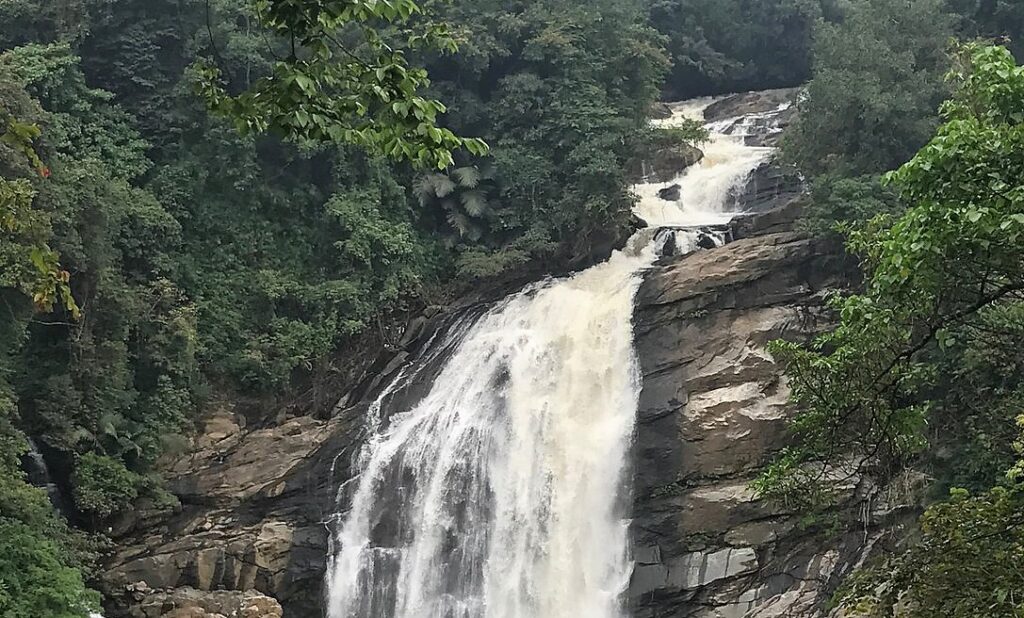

left=764, top=2, right=1024, bottom=616
left=2, top=0, right=1024, bottom=615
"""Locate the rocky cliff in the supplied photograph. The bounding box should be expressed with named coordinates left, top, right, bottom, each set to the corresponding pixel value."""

left=632, top=202, right=828, bottom=617
left=98, top=91, right=914, bottom=618
left=99, top=305, right=482, bottom=617
left=627, top=201, right=919, bottom=617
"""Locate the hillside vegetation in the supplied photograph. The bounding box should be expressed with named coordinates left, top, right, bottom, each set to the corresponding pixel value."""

left=1, top=0, right=1024, bottom=614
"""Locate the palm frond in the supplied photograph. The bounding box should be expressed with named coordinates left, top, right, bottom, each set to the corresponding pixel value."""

left=452, top=166, right=481, bottom=189
left=447, top=211, right=474, bottom=236
left=433, top=174, right=457, bottom=198
left=413, top=174, right=438, bottom=207
left=98, top=413, right=120, bottom=439
left=460, top=190, right=489, bottom=217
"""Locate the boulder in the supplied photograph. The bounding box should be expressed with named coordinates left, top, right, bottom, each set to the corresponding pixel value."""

left=733, top=161, right=803, bottom=214
left=658, top=184, right=682, bottom=201
left=116, top=587, right=282, bottom=618
left=630, top=143, right=705, bottom=184
left=696, top=233, right=718, bottom=250
left=731, top=195, right=806, bottom=240
left=650, top=101, right=675, bottom=120
left=704, top=88, right=801, bottom=123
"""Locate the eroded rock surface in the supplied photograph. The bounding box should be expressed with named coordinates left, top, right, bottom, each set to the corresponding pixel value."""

left=99, top=306, right=476, bottom=617
left=704, top=88, right=799, bottom=155
left=100, top=402, right=351, bottom=616
left=628, top=201, right=914, bottom=618
left=116, top=585, right=282, bottom=618
left=734, top=162, right=803, bottom=214
left=632, top=142, right=707, bottom=184
left=704, top=88, right=800, bottom=128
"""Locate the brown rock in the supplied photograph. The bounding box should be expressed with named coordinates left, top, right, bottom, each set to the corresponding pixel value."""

left=650, top=101, right=674, bottom=119
left=100, top=404, right=353, bottom=616
left=163, top=610, right=215, bottom=618
left=630, top=142, right=705, bottom=184
left=166, top=415, right=334, bottom=503
left=119, top=587, right=282, bottom=618
left=703, top=87, right=801, bottom=123
left=628, top=201, right=879, bottom=617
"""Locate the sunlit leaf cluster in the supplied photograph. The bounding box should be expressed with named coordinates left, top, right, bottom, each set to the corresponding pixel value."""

left=195, top=0, right=488, bottom=168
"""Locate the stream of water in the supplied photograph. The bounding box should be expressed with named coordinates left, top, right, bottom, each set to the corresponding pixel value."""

left=324, top=97, right=780, bottom=618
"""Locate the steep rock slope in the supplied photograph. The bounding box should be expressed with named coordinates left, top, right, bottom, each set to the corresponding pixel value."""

left=99, top=407, right=351, bottom=616
left=99, top=306, right=481, bottom=616
left=628, top=202, right=913, bottom=617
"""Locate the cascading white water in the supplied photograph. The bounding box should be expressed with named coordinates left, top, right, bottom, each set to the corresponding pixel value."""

left=632, top=99, right=781, bottom=228
left=325, top=96, right=781, bottom=618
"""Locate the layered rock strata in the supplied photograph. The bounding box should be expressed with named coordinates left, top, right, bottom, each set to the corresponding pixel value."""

left=627, top=201, right=915, bottom=618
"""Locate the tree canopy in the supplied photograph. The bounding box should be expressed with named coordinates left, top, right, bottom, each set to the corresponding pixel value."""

left=760, top=42, right=1024, bottom=617
left=195, top=0, right=488, bottom=169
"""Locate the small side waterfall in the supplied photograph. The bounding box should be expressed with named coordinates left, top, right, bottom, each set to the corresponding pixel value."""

left=23, top=441, right=103, bottom=616
left=325, top=96, right=781, bottom=618
left=22, top=437, right=73, bottom=517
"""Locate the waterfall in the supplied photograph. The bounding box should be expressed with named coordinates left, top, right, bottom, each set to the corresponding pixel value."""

left=632, top=99, right=778, bottom=228
left=22, top=437, right=73, bottom=517
left=325, top=97, right=779, bottom=618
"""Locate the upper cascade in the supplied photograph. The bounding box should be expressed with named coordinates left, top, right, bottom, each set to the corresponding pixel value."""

left=632, top=97, right=788, bottom=229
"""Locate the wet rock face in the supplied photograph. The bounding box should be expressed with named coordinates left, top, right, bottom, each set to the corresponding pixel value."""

left=659, top=184, right=683, bottom=201
left=703, top=88, right=801, bottom=126
left=706, top=88, right=800, bottom=156
left=628, top=201, right=903, bottom=617
left=98, top=307, right=476, bottom=617
left=631, top=143, right=706, bottom=184
left=734, top=162, right=803, bottom=215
